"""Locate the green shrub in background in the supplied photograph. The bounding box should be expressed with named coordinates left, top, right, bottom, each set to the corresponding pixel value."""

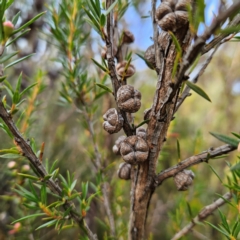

left=0, top=0, right=239, bottom=239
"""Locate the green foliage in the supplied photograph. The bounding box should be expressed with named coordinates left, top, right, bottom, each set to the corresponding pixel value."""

left=0, top=0, right=240, bottom=239
left=206, top=161, right=240, bottom=240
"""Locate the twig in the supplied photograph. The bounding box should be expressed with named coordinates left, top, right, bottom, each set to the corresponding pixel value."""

left=175, top=15, right=240, bottom=114
left=84, top=220, right=99, bottom=240
left=0, top=100, right=98, bottom=239
left=171, top=192, right=232, bottom=240
left=191, top=230, right=209, bottom=240
left=102, top=182, right=116, bottom=237
left=202, top=14, right=240, bottom=55
left=175, top=44, right=219, bottom=113
left=83, top=109, right=102, bottom=170
left=155, top=144, right=236, bottom=186
left=82, top=108, right=116, bottom=237
left=172, top=2, right=240, bottom=100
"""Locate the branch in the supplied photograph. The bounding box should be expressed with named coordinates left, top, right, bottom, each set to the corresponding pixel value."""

left=202, top=14, right=240, bottom=55
left=106, top=0, right=134, bottom=136
left=172, top=2, right=240, bottom=99
left=84, top=221, right=99, bottom=240
left=0, top=101, right=98, bottom=239
left=175, top=44, right=219, bottom=113
left=171, top=192, right=232, bottom=240
left=102, top=182, right=116, bottom=237
left=82, top=108, right=116, bottom=237
left=155, top=144, right=236, bottom=186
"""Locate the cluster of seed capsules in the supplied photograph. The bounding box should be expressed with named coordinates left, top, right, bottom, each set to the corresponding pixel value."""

left=102, top=0, right=194, bottom=190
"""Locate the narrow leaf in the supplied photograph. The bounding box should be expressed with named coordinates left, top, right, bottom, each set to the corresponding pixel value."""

left=15, top=72, right=22, bottom=92
left=91, top=58, right=108, bottom=72
left=230, top=162, right=240, bottom=171
left=218, top=209, right=230, bottom=233
left=177, top=139, right=181, bottom=161
left=185, top=80, right=211, bottom=102
left=0, top=148, right=19, bottom=154
left=12, top=11, right=21, bottom=25
left=135, top=119, right=150, bottom=128
left=135, top=53, right=155, bottom=69
left=0, top=75, right=6, bottom=83
left=169, top=31, right=182, bottom=53
left=95, top=83, right=112, bottom=93
left=219, top=25, right=240, bottom=34
left=215, top=193, right=235, bottom=208
left=41, top=184, right=47, bottom=205
left=232, top=221, right=240, bottom=237
left=4, top=53, right=35, bottom=69
left=209, top=132, right=239, bottom=147
left=231, top=132, right=240, bottom=139
left=83, top=8, right=100, bottom=33
left=70, top=179, right=77, bottom=192
left=205, top=221, right=230, bottom=238
left=12, top=213, right=46, bottom=224
left=0, top=153, right=21, bottom=159
left=35, top=219, right=58, bottom=230
left=20, top=82, right=38, bottom=97
left=12, top=12, right=46, bottom=35
left=186, top=202, right=193, bottom=219
left=6, top=29, right=31, bottom=47
left=100, top=14, right=106, bottom=26
left=88, top=0, right=101, bottom=18
left=17, top=173, right=39, bottom=180
left=0, top=51, right=19, bottom=64
left=208, top=165, right=223, bottom=183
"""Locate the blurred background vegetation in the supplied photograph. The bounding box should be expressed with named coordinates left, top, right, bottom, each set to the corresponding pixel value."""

left=0, top=0, right=239, bottom=239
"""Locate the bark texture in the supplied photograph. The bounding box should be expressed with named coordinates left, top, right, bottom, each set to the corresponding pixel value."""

left=128, top=21, right=192, bottom=240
